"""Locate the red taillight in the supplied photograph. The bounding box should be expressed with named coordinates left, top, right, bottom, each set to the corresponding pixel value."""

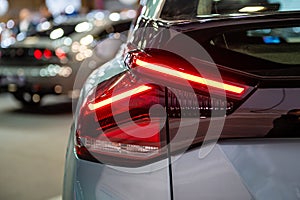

left=76, top=50, right=254, bottom=166
left=55, top=48, right=67, bottom=60
left=34, top=49, right=43, bottom=60
left=34, top=49, right=53, bottom=60
left=128, top=50, right=250, bottom=99
left=76, top=73, right=166, bottom=165
left=43, top=49, right=52, bottom=59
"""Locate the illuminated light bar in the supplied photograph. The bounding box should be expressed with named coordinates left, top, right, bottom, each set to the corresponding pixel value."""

left=135, top=59, right=245, bottom=94
left=88, top=85, right=152, bottom=111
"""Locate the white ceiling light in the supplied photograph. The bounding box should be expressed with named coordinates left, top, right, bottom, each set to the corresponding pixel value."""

left=239, top=6, right=266, bottom=13
left=50, top=28, right=64, bottom=40
left=119, top=0, right=138, bottom=5
left=0, top=0, right=9, bottom=16
left=75, top=22, right=92, bottom=33
left=46, top=0, right=81, bottom=16
left=65, top=5, right=75, bottom=15
left=109, top=13, right=121, bottom=21
left=80, top=35, right=94, bottom=46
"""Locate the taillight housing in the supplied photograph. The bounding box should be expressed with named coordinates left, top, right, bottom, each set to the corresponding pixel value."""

left=76, top=49, right=254, bottom=166
left=76, top=72, right=168, bottom=165
left=127, top=49, right=253, bottom=117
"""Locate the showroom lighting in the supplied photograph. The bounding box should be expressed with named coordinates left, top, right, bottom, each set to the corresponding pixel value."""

left=0, top=0, right=9, bottom=16
left=95, top=11, right=105, bottom=20
left=239, top=6, right=266, bottom=12
left=37, top=21, right=51, bottom=32
left=80, top=35, right=94, bottom=46
left=6, top=19, right=14, bottom=29
left=16, top=32, right=26, bottom=41
left=75, top=22, right=92, bottom=33
left=109, top=13, right=121, bottom=21
left=65, top=5, right=75, bottom=15
left=63, top=37, right=73, bottom=46
left=50, top=28, right=64, bottom=40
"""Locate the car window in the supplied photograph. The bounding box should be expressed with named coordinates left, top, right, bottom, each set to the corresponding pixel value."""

left=160, top=0, right=300, bottom=20
left=95, top=20, right=132, bottom=41
left=212, top=26, right=300, bottom=65
left=160, top=0, right=199, bottom=20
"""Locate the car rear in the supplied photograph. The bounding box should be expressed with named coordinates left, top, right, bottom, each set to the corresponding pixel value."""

left=64, top=0, right=300, bottom=199
left=0, top=12, right=133, bottom=106
left=0, top=45, right=73, bottom=103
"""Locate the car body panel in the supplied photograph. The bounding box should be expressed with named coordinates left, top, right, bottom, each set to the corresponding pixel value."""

left=64, top=124, right=171, bottom=200
left=170, top=139, right=300, bottom=200
left=222, top=88, right=300, bottom=137
left=221, top=139, right=300, bottom=200
left=171, top=144, right=253, bottom=200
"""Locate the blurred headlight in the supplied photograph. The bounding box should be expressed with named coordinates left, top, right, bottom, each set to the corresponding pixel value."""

left=50, top=28, right=64, bottom=40
left=75, top=22, right=93, bottom=33
left=80, top=35, right=94, bottom=46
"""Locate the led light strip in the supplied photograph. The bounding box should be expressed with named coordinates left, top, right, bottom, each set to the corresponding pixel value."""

left=88, top=85, right=152, bottom=111
left=136, top=59, right=245, bottom=94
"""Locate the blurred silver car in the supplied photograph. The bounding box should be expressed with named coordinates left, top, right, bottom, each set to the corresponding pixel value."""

left=0, top=10, right=134, bottom=106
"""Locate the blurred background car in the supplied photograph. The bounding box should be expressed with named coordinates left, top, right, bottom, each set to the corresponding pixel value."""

left=0, top=9, right=134, bottom=106
left=0, top=1, right=140, bottom=200
left=63, top=0, right=300, bottom=199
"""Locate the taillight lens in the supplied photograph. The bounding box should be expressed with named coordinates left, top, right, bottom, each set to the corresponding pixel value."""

left=127, top=49, right=253, bottom=116
left=76, top=49, right=254, bottom=166
left=76, top=72, right=167, bottom=165
left=33, top=49, right=53, bottom=60
left=34, top=49, right=43, bottom=60
left=43, top=49, right=52, bottom=59
left=128, top=49, right=251, bottom=98
left=55, top=48, right=67, bottom=60
left=134, top=58, right=245, bottom=95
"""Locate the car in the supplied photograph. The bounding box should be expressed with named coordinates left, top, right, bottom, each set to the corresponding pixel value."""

left=63, top=0, right=300, bottom=199
left=0, top=10, right=134, bottom=106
